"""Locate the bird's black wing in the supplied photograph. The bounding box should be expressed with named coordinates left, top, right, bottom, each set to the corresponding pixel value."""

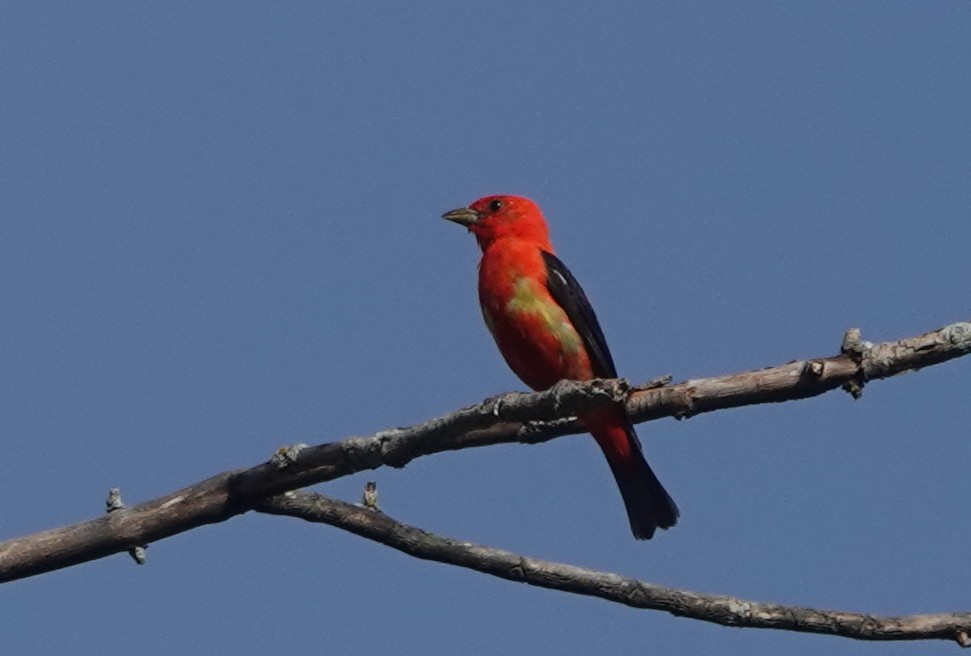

left=543, top=251, right=679, bottom=538
left=541, top=250, right=618, bottom=379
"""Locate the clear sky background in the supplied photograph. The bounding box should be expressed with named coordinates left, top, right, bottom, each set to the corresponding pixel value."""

left=2, top=3, right=969, bottom=655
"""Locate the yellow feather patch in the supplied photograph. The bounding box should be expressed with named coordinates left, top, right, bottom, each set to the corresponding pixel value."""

left=505, top=278, right=581, bottom=354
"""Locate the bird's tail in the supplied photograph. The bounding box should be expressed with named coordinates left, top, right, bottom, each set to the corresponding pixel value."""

left=582, top=405, right=679, bottom=540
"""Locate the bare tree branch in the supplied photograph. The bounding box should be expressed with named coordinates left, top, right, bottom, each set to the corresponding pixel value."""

left=256, top=490, right=971, bottom=647
left=1, top=321, right=968, bottom=588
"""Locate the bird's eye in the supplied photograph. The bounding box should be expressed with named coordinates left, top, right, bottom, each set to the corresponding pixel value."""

left=489, top=199, right=503, bottom=212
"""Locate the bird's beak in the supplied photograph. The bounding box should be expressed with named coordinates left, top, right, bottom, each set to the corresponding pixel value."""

left=441, top=206, right=481, bottom=227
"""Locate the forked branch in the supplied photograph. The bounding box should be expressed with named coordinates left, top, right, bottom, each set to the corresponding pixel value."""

left=1, top=320, right=969, bottom=646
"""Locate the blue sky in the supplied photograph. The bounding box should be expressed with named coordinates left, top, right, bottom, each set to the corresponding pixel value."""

left=2, top=3, right=970, bottom=654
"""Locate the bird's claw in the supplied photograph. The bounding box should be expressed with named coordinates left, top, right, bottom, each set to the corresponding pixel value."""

left=549, top=379, right=575, bottom=412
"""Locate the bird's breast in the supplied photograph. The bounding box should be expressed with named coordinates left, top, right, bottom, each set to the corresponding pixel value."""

left=477, top=250, right=592, bottom=390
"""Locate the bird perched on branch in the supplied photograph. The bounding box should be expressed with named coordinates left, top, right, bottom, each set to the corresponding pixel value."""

left=442, top=195, right=678, bottom=539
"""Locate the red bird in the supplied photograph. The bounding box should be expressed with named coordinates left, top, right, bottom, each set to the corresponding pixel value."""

left=443, top=195, right=678, bottom=539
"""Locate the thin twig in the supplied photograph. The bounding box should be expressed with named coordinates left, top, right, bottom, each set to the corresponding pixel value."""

left=257, top=490, right=971, bottom=646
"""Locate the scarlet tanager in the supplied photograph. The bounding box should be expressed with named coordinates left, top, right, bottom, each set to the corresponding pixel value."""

left=443, top=195, right=678, bottom=539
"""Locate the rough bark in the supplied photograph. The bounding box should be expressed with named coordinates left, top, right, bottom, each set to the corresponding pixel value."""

left=258, top=490, right=971, bottom=647
left=1, top=321, right=969, bottom=645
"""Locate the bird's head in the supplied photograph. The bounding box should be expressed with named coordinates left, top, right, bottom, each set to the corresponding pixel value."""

left=442, top=195, right=551, bottom=250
